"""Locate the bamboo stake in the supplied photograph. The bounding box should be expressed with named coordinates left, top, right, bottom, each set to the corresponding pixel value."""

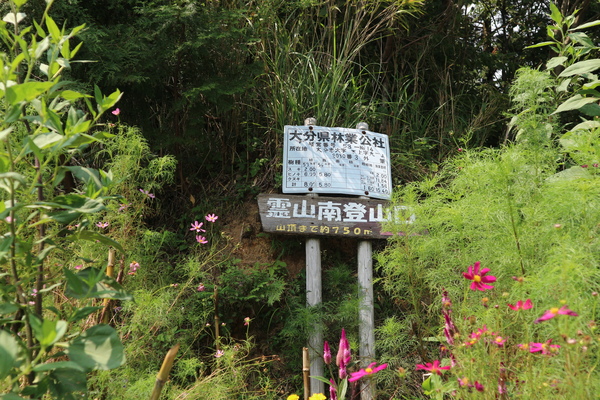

left=302, top=347, right=310, bottom=400
left=100, top=248, right=116, bottom=324
left=149, top=343, right=180, bottom=400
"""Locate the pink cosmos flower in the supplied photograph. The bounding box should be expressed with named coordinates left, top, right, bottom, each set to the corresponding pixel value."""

left=96, top=221, right=109, bottom=228
left=190, top=221, right=206, bottom=233
left=462, top=261, right=496, bottom=291
left=74, top=264, right=83, bottom=270
left=205, top=214, right=218, bottom=222
left=215, top=350, right=224, bottom=358
left=323, top=341, right=332, bottom=364
left=416, top=360, right=451, bottom=376
left=348, top=362, right=388, bottom=382
left=139, top=188, right=155, bottom=198
left=244, top=317, right=251, bottom=326
left=112, top=108, right=120, bottom=116
left=508, top=299, right=533, bottom=311
left=534, top=306, right=578, bottom=323
left=529, top=340, right=560, bottom=355
left=493, top=335, right=507, bottom=347
left=197, top=284, right=205, bottom=292
left=196, top=235, right=208, bottom=244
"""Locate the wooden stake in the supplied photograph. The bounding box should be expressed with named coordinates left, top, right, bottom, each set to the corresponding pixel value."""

left=302, top=347, right=311, bottom=400
left=304, top=117, right=324, bottom=395
left=100, top=248, right=116, bottom=324
left=357, top=122, right=376, bottom=400
left=149, top=343, right=180, bottom=400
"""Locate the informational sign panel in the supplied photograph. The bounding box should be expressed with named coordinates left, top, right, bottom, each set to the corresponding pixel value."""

left=257, top=194, right=415, bottom=239
left=282, top=125, right=392, bottom=200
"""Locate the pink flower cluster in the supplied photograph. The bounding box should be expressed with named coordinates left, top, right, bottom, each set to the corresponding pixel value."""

left=128, top=261, right=140, bottom=275
left=415, top=262, right=581, bottom=396
left=189, top=214, right=218, bottom=245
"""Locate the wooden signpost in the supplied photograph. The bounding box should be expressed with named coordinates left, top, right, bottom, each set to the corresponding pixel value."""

left=258, top=119, right=402, bottom=400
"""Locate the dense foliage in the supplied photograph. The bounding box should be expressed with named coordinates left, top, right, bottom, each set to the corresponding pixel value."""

left=1, top=0, right=599, bottom=399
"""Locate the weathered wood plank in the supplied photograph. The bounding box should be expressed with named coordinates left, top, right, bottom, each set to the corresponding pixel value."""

left=257, top=193, right=413, bottom=239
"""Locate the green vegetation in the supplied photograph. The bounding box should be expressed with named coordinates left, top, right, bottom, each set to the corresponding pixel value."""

left=1, top=0, right=600, bottom=399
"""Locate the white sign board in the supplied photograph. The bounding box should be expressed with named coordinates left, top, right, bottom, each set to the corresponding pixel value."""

left=282, top=125, right=392, bottom=200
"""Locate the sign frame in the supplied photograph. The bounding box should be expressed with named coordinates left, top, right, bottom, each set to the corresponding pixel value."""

left=282, top=125, right=392, bottom=200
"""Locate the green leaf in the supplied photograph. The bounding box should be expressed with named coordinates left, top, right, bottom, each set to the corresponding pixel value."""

left=45, top=15, right=61, bottom=42
left=525, top=41, right=557, bottom=49
left=568, top=32, right=596, bottom=48
left=5, top=81, right=54, bottom=105
left=559, top=60, right=600, bottom=77
left=99, top=89, right=123, bottom=113
left=48, top=368, right=87, bottom=400
left=40, top=319, right=68, bottom=348
left=33, top=361, right=85, bottom=373
left=65, top=267, right=131, bottom=300
left=571, top=20, right=600, bottom=31
left=33, top=131, right=64, bottom=149
left=0, top=303, right=18, bottom=315
left=60, top=90, right=91, bottom=101
left=553, top=94, right=600, bottom=114
left=66, top=324, right=125, bottom=371
left=64, top=167, right=102, bottom=190
left=68, top=306, right=102, bottom=323
left=0, top=127, right=13, bottom=141
left=0, top=394, right=27, bottom=400
left=13, top=0, right=29, bottom=7
left=0, top=329, right=18, bottom=379
left=70, top=231, right=124, bottom=253
left=546, top=56, right=568, bottom=70
left=579, top=102, right=600, bottom=117
left=549, top=2, right=562, bottom=25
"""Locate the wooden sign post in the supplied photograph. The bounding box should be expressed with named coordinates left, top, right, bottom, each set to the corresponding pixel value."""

left=303, top=118, right=324, bottom=395
left=259, top=119, right=400, bottom=399
left=357, top=122, right=375, bottom=400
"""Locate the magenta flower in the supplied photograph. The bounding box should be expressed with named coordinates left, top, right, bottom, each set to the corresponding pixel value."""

left=463, top=261, right=496, bottom=291
left=529, top=339, right=560, bottom=355
left=197, top=284, right=205, bottom=292
left=196, top=235, right=208, bottom=244
left=348, top=362, right=388, bottom=382
left=74, top=264, right=83, bottom=270
left=336, top=328, right=351, bottom=366
left=416, top=360, right=451, bottom=376
left=508, top=299, right=533, bottom=311
left=139, top=188, right=155, bottom=198
left=534, top=306, right=578, bottom=323
left=112, top=108, right=120, bottom=116
left=323, top=341, right=332, bottom=365
left=128, top=261, right=140, bottom=275
left=205, top=213, right=218, bottom=222
left=190, top=221, right=206, bottom=233
left=329, top=378, right=337, bottom=400
left=338, top=357, right=347, bottom=380
left=493, top=335, right=507, bottom=347
left=473, top=381, right=485, bottom=392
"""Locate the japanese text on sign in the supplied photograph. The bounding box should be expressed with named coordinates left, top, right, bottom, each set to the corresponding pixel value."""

left=283, top=125, right=392, bottom=200
left=257, top=194, right=415, bottom=239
